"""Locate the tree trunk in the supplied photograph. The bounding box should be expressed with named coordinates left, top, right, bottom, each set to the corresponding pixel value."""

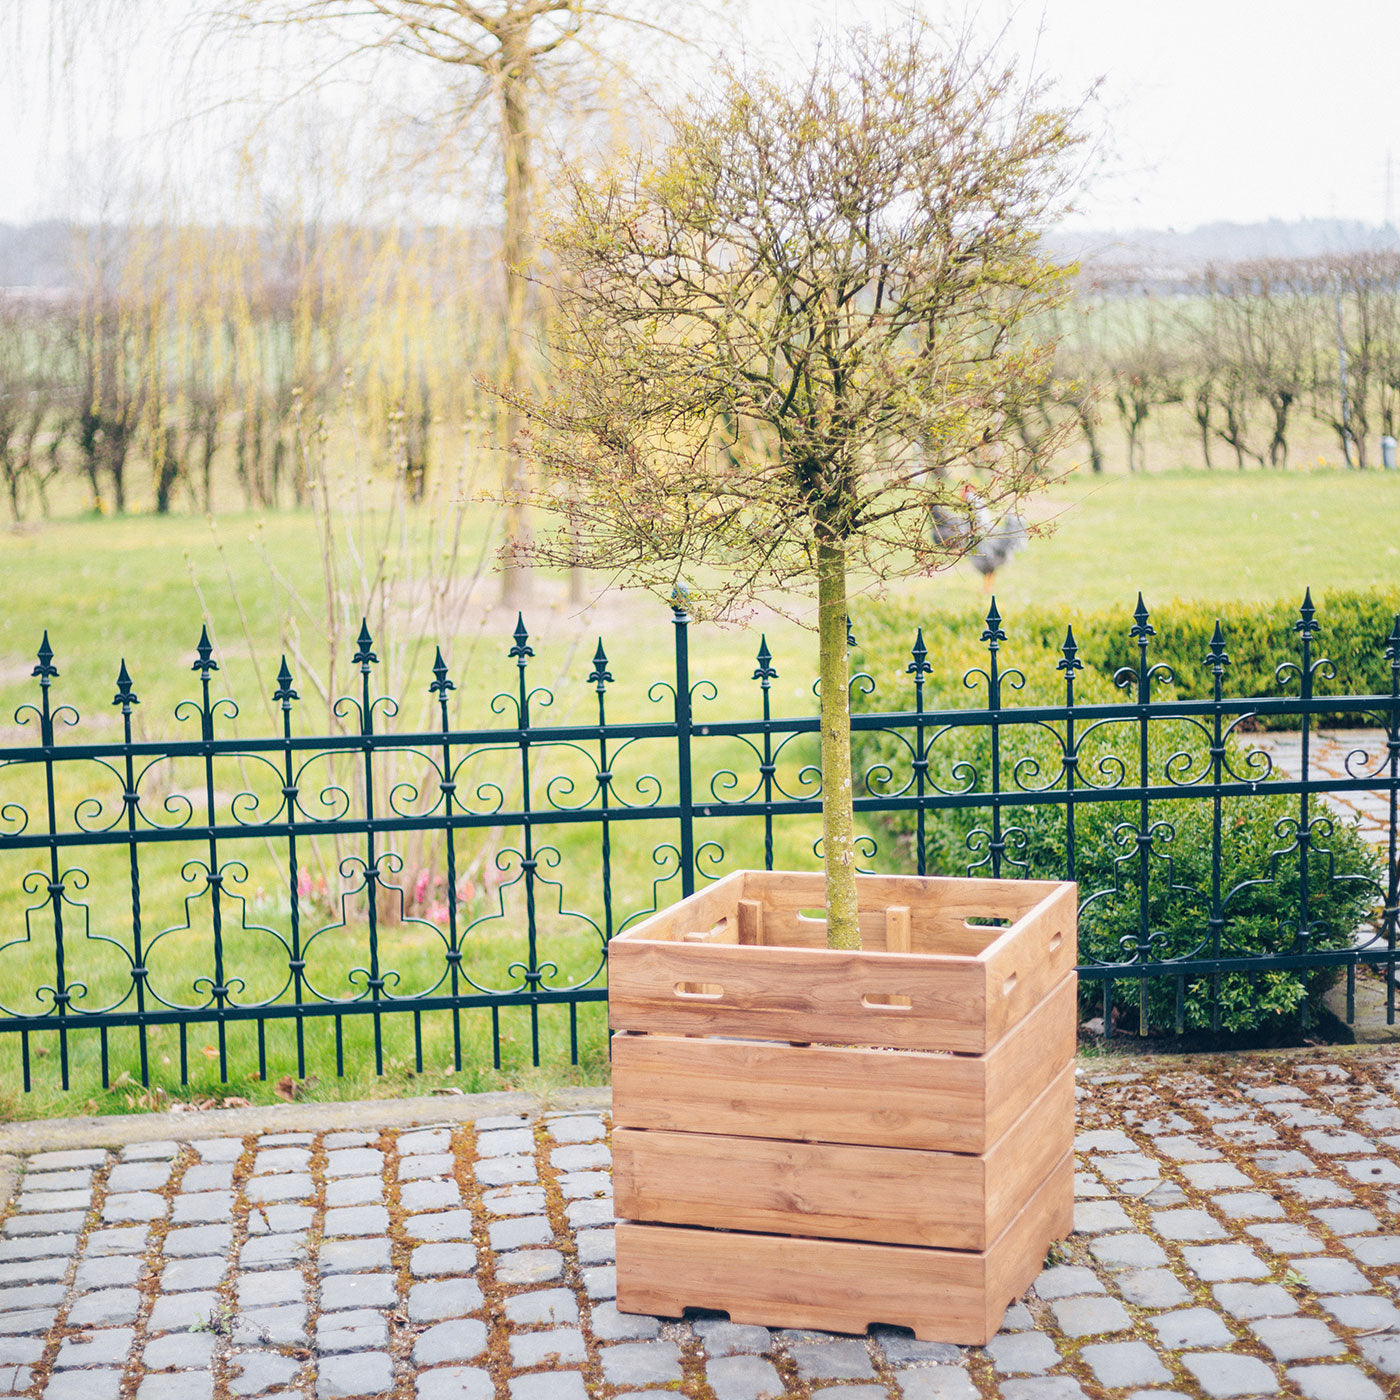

left=1269, top=393, right=1292, bottom=469
left=817, top=538, right=859, bottom=950
left=1194, top=388, right=1213, bottom=469
left=1073, top=402, right=1103, bottom=474
left=498, top=47, right=534, bottom=610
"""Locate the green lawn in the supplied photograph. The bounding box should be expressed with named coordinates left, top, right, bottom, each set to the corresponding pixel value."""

left=0, top=466, right=1396, bottom=1117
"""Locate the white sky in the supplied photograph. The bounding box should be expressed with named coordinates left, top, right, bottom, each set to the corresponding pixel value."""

left=2, top=0, right=1397, bottom=232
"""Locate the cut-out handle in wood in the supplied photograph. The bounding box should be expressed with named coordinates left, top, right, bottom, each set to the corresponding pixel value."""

left=1046, top=931, right=1063, bottom=955
left=862, top=993, right=913, bottom=1010
left=1002, top=972, right=1018, bottom=996
left=675, top=982, right=724, bottom=999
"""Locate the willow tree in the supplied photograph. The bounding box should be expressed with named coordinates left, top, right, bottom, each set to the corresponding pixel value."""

left=501, top=21, right=1083, bottom=948
left=227, top=0, right=725, bottom=606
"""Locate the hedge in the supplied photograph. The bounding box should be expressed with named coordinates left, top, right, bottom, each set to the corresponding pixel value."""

left=851, top=587, right=1400, bottom=731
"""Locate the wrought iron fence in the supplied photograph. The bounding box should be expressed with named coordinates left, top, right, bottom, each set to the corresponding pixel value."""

left=0, top=594, right=1396, bottom=1093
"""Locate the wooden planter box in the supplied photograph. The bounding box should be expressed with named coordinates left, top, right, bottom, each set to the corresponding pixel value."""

left=610, top=870, right=1078, bottom=1346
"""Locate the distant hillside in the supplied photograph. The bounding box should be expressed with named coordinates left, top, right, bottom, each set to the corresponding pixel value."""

left=5, top=216, right=1398, bottom=293
left=1049, top=218, right=1400, bottom=272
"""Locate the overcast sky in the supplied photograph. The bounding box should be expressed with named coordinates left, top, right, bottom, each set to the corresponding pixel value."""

left=2, top=0, right=1397, bottom=232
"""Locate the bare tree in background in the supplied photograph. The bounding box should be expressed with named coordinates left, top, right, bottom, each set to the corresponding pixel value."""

left=227, top=0, right=725, bottom=608
left=1099, top=278, right=1183, bottom=472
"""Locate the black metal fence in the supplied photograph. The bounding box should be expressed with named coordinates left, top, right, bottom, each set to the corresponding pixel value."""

left=0, top=595, right=1396, bottom=1093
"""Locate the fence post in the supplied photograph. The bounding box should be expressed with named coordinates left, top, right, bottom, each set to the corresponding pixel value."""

left=673, top=605, right=695, bottom=897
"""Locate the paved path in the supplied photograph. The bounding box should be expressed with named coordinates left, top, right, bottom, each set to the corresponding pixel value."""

left=1250, top=728, right=1395, bottom=848
left=2, top=1052, right=1400, bottom=1400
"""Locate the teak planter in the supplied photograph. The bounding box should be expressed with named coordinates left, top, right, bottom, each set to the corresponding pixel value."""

left=610, top=870, right=1078, bottom=1346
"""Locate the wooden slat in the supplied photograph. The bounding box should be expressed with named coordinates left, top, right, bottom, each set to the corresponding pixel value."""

left=612, top=973, right=1077, bottom=1153
left=983, top=883, right=1078, bottom=1048
left=885, top=905, right=911, bottom=954
left=608, top=937, right=990, bottom=1052
left=736, top=899, right=763, bottom=946
left=614, top=1152, right=1073, bottom=1345
left=614, top=1064, right=1072, bottom=1251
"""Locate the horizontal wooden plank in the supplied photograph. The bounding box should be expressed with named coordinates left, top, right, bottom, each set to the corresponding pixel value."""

left=612, top=973, right=1077, bottom=1152
left=614, top=1151, right=1074, bottom=1345
left=608, top=937, right=992, bottom=1052
left=614, top=1064, right=1072, bottom=1251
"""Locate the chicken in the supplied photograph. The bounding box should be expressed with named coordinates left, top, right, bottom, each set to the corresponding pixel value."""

left=928, top=484, right=1028, bottom=594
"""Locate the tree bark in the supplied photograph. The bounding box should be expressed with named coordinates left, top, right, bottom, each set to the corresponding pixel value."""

left=817, top=538, right=859, bottom=950
left=498, top=39, right=534, bottom=610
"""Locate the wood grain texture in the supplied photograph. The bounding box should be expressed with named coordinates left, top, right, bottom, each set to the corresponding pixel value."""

left=614, top=1151, right=1074, bottom=1345
left=611, top=973, right=1077, bottom=1153
left=608, top=872, right=1077, bottom=1054
left=608, top=937, right=990, bottom=1051
left=613, top=1064, right=1072, bottom=1251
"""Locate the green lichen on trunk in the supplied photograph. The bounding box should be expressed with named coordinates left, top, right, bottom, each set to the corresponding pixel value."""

left=817, top=539, right=860, bottom=950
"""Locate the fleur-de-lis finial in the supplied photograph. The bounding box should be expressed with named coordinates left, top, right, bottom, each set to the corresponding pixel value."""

left=753, top=635, right=778, bottom=684
left=907, top=627, right=931, bottom=676
left=588, top=639, right=613, bottom=691
left=33, top=631, right=57, bottom=682
left=509, top=613, right=533, bottom=664
left=1296, top=588, right=1319, bottom=638
left=113, top=659, right=138, bottom=711
left=846, top=615, right=856, bottom=648
left=981, top=597, right=1005, bottom=646
left=1387, top=615, right=1400, bottom=666
left=353, top=618, right=377, bottom=668
left=1057, top=625, right=1082, bottom=674
left=191, top=624, right=219, bottom=676
left=1130, top=592, right=1153, bottom=641
left=272, top=656, right=299, bottom=707
left=1207, top=620, right=1229, bottom=674
left=429, top=646, right=454, bottom=695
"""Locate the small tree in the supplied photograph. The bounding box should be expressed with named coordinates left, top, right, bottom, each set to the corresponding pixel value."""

left=499, top=21, right=1083, bottom=948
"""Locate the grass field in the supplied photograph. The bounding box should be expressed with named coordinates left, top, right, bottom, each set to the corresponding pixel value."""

left=0, top=466, right=1397, bottom=1118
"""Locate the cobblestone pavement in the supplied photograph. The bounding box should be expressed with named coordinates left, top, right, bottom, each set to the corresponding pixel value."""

left=4, top=1052, right=1400, bottom=1400
left=1251, top=729, right=1394, bottom=847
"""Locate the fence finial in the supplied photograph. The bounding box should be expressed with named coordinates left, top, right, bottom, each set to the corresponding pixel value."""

left=1296, top=588, right=1319, bottom=638
left=907, top=627, right=931, bottom=676
left=192, top=625, right=218, bottom=676
left=1207, top=621, right=1229, bottom=673
left=981, top=597, right=1005, bottom=645
left=33, top=631, right=57, bottom=681
left=1387, top=615, right=1400, bottom=665
left=1058, top=625, right=1081, bottom=674
left=430, top=647, right=454, bottom=695
left=353, top=619, right=378, bottom=668
left=754, top=635, right=778, bottom=684
left=588, top=639, right=613, bottom=691
left=509, top=614, right=533, bottom=663
left=1130, top=593, right=1153, bottom=640
left=113, top=660, right=138, bottom=711
left=273, top=656, right=299, bottom=707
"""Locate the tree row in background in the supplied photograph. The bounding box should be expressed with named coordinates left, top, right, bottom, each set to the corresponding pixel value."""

left=1044, top=251, right=1400, bottom=473
left=0, top=216, right=503, bottom=520
left=3, top=238, right=1399, bottom=520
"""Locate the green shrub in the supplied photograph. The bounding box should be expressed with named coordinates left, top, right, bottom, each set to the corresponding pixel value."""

left=850, top=605, right=1385, bottom=1035
left=851, top=587, right=1400, bottom=732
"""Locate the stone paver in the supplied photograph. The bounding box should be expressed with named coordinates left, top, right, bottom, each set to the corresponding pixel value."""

left=0, top=1051, right=1398, bottom=1398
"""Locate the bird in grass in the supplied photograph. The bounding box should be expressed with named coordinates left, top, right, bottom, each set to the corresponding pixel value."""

left=929, top=483, right=1028, bottom=595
